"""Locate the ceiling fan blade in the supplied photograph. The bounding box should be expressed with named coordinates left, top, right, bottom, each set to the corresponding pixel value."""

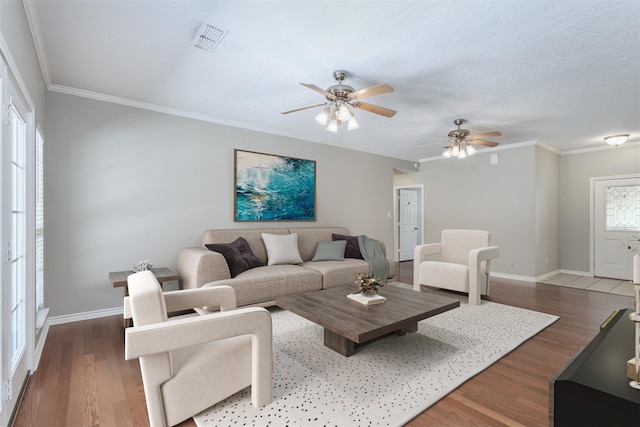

left=281, top=103, right=326, bottom=114
left=300, top=83, right=335, bottom=100
left=352, top=101, right=397, bottom=118
left=469, top=131, right=502, bottom=139
left=469, top=139, right=499, bottom=147
left=348, top=84, right=394, bottom=100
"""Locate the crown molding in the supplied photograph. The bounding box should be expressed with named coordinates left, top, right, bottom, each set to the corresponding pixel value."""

left=418, top=140, right=538, bottom=163
left=560, top=139, right=640, bottom=155
left=22, top=0, right=52, bottom=87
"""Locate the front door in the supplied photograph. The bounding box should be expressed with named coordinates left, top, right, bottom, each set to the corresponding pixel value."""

left=399, top=189, right=419, bottom=261
left=594, top=176, right=640, bottom=280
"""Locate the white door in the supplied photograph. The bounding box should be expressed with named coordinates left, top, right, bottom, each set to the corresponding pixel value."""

left=1, top=80, right=32, bottom=424
left=399, top=189, right=418, bottom=261
left=594, top=176, right=640, bottom=279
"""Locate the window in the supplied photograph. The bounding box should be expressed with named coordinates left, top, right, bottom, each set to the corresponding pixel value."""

left=35, top=130, right=46, bottom=327
left=9, top=102, right=26, bottom=369
left=605, top=185, right=640, bottom=231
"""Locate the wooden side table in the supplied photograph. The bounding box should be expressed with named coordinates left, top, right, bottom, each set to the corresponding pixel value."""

left=109, top=267, right=179, bottom=326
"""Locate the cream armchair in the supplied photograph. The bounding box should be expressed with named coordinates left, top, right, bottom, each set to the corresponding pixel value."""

left=413, top=229, right=500, bottom=306
left=124, top=270, right=272, bottom=427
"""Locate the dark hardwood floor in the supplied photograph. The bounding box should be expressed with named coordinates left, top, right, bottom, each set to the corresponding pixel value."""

left=13, top=262, right=634, bottom=426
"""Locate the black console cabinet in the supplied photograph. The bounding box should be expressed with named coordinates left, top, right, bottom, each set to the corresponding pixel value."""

left=550, top=308, right=640, bottom=426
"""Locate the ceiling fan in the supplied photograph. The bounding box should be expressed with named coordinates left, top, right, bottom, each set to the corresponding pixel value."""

left=443, top=119, right=501, bottom=158
left=281, top=70, right=396, bottom=132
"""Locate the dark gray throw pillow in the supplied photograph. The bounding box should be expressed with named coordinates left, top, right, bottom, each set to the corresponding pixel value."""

left=205, top=237, right=265, bottom=278
left=331, top=233, right=364, bottom=259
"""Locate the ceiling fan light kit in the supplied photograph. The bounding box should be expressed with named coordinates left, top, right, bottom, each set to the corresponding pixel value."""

left=604, top=134, right=630, bottom=146
left=442, top=119, right=501, bottom=159
left=315, top=107, right=330, bottom=125
left=282, top=70, right=396, bottom=132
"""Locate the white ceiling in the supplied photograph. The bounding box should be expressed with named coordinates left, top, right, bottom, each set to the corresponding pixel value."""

left=27, top=0, right=640, bottom=162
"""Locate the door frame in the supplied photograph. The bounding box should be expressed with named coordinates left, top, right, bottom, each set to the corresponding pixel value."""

left=589, top=173, right=640, bottom=277
left=393, top=185, right=424, bottom=262
left=0, top=40, right=37, bottom=425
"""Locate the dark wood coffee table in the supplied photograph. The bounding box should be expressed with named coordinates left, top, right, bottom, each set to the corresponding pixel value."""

left=276, top=283, right=460, bottom=356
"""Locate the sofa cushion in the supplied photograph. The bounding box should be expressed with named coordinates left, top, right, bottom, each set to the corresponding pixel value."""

left=205, top=237, right=265, bottom=278
left=332, top=233, right=364, bottom=259
left=206, top=265, right=322, bottom=306
left=302, top=259, right=371, bottom=289
left=312, top=240, right=347, bottom=261
left=262, top=233, right=303, bottom=265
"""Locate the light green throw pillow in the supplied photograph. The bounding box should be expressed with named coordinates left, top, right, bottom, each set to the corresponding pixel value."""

left=312, top=240, right=347, bottom=261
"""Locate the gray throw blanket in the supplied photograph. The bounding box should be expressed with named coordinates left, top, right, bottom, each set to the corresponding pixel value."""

left=357, top=235, right=389, bottom=283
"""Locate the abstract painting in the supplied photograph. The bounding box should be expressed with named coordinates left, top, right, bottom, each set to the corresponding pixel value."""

left=234, top=149, right=316, bottom=221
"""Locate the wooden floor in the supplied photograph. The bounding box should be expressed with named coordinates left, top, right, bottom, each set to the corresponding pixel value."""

left=13, top=262, right=634, bottom=427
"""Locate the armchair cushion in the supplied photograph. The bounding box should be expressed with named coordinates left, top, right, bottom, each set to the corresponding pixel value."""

left=419, top=261, right=469, bottom=291
left=205, top=237, right=265, bottom=278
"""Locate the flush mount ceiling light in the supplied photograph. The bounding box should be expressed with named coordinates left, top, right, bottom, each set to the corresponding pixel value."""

left=282, top=70, right=396, bottom=133
left=604, top=134, right=630, bottom=146
left=191, top=23, right=228, bottom=52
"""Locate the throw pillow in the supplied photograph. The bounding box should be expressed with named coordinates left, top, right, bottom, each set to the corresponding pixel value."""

left=205, top=237, right=265, bottom=278
left=262, top=233, right=303, bottom=265
left=312, top=240, right=347, bottom=261
left=332, top=233, right=364, bottom=259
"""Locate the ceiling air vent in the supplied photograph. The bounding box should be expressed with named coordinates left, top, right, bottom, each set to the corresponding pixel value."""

left=191, top=23, right=228, bottom=52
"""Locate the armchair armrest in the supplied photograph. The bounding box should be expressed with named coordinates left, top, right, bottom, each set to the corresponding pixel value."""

left=124, top=306, right=271, bottom=359
left=414, top=242, right=441, bottom=260
left=124, top=285, right=237, bottom=320
left=163, top=285, right=237, bottom=312
left=468, top=246, right=500, bottom=306
left=413, top=243, right=441, bottom=290
left=125, top=306, right=273, bottom=408
left=177, top=247, right=231, bottom=290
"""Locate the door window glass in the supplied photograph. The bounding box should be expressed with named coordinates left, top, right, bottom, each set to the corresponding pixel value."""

left=605, top=185, right=640, bottom=231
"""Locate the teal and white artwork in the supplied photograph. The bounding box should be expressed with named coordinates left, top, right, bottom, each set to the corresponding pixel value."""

left=234, top=150, right=316, bottom=221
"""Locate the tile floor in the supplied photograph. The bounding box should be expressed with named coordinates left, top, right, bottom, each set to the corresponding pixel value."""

left=541, top=273, right=635, bottom=296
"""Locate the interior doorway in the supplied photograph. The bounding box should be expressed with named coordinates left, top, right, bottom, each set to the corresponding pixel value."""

left=394, top=185, right=423, bottom=262
left=592, top=175, right=640, bottom=280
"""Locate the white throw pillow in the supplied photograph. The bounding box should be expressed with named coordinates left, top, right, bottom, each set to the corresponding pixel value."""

left=262, top=233, right=303, bottom=265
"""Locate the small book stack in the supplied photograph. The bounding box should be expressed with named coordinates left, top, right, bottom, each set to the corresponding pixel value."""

left=347, top=292, right=386, bottom=305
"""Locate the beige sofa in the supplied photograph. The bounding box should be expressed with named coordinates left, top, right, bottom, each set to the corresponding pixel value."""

left=177, top=227, right=395, bottom=308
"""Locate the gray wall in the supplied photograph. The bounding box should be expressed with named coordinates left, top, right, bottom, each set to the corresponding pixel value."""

left=0, top=0, right=47, bottom=130
left=535, top=145, right=561, bottom=276
left=45, top=92, right=414, bottom=316
left=560, top=144, right=640, bottom=272
left=396, top=142, right=639, bottom=279
left=395, top=145, right=539, bottom=277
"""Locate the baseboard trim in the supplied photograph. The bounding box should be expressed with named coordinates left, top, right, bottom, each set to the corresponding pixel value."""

left=47, top=306, right=124, bottom=326
left=536, top=270, right=562, bottom=282
left=559, top=269, right=592, bottom=277
left=494, top=269, right=593, bottom=284
left=491, top=272, right=536, bottom=282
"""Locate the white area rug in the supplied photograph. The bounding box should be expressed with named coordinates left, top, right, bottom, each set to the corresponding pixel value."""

left=194, top=293, right=558, bottom=427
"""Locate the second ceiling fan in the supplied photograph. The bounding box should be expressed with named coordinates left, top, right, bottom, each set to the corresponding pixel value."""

left=281, top=70, right=396, bottom=132
left=443, top=119, right=501, bottom=158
